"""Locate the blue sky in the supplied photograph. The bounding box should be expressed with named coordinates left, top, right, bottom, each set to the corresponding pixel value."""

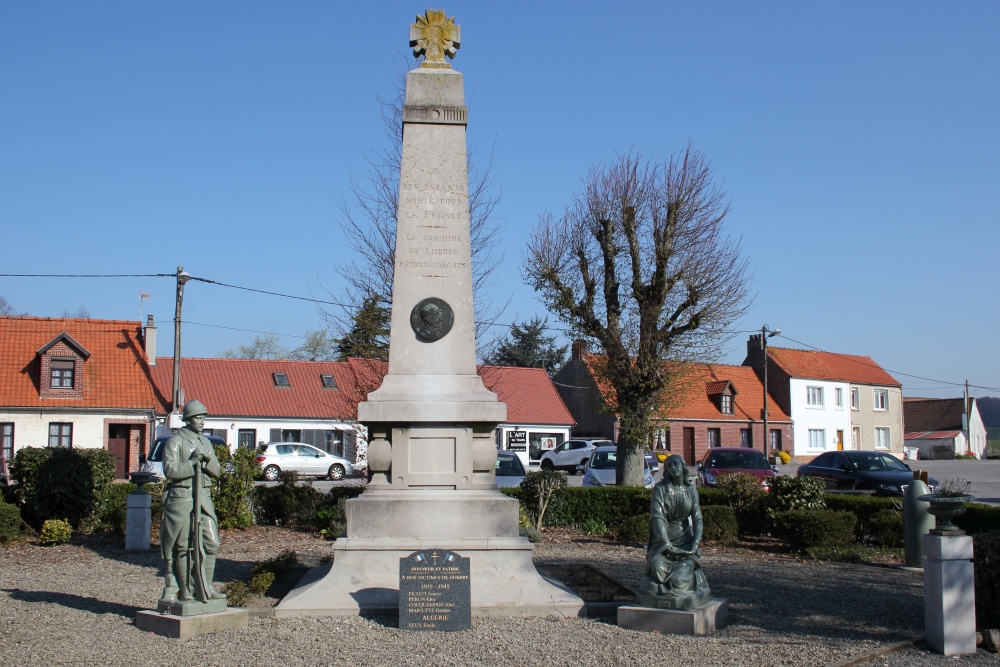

left=2, top=2, right=998, bottom=399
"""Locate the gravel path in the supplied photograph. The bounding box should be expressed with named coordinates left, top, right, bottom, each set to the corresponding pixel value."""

left=0, top=529, right=995, bottom=667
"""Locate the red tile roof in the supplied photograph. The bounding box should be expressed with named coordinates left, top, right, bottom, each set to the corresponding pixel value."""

left=151, top=358, right=574, bottom=426
left=579, top=352, right=790, bottom=422
left=0, top=316, right=156, bottom=409
left=905, top=430, right=962, bottom=440
left=767, top=346, right=899, bottom=386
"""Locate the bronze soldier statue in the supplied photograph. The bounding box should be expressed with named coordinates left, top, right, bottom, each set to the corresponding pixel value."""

left=159, top=400, right=226, bottom=608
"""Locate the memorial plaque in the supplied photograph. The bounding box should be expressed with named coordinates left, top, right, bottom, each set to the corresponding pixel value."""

left=399, top=550, right=471, bottom=631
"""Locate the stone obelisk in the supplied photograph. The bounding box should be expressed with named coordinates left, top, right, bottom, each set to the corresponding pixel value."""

left=276, top=9, right=582, bottom=618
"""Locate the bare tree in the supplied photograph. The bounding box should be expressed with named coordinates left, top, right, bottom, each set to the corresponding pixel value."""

left=0, top=296, right=16, bottom=316
left=289, top=330, right=339, bottom=361
left=62, top=306, right=91, bottom=318
left=322, top=62, right=505, bottom=355
left=221, top=334, right=289, bottom=360
left=525, top=145, right=753, bottom=485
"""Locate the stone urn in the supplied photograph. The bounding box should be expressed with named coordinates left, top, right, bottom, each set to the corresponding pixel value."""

left=918, top=493, right=975, bottom=536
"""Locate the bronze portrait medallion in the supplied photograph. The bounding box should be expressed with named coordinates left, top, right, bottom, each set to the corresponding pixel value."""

left=410, top=297, right=454, bottom=342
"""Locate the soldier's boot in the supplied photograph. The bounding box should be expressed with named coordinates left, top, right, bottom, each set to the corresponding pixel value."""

left=174, top=552, right=192, bottom=601
left=159, top=560, right=179, bottom=603
left=203, top=554, right=227, bottom=600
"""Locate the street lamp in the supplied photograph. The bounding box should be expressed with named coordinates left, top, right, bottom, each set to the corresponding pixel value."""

left=171, top=266, right=191, bottom=419
left=761, top=325, right=781, bottom=455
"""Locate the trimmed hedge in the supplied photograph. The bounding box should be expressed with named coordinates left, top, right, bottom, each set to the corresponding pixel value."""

left=10, top=447, right=116, bottom=529
left=501, top=485, right=651, bottom=530
left=617, top=514, right=649, bottom=544
left=701, top=505, right=739, bottom=546
left=955, top=502, right=1000, bottom=536
left=0, top=500, right=20, bottom=543
left=823, top=495, right=898, bottom=544
left=973, top=531, right=1000, bottom=631
left=252, top=472, right=323, bottom=527
left=772, top=509, right=857, bottom=551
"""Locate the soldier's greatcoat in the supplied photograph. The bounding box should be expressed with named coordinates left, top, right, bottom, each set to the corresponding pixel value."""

left=160, top=426, right=221, bottom=560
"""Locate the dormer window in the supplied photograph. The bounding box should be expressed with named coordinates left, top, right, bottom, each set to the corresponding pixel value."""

left=273, top=372, right=290, bottom=387
left=320, top=374, right=337, bottom=389
left=720, top=394, right=733, bottom=415
left=51, top=359, right=75, bottom=389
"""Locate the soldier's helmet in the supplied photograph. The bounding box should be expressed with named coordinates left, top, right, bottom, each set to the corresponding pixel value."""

left=182, top=400, right=209, bottom=420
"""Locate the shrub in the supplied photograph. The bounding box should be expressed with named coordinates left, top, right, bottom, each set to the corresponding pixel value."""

left=310, top=496, right=347, bottom=539
left=776, top=450, right=791, bottom=465
left=248, top=571, right=275, bottom=596
left=772, top=509, right=856, bottom=551
left=223, top=580, right=250, bottom=607
left=955, top=502, right=1000, bottom=536
left=616, top=514, right=649, bottom=544
left=824, top=495, right=899, bottom=543
left=701, top=505, right=738, bottom=546
left=252, top=472, right=323, bottom=527
left=519, top=525, right=541, bottom=543
left=519, top=470, right=567, bottom=530
left=544, top=486, right=651, bottom=528
left=83, top=482, right=135, bottom=535
left=866, top=508, right=904, bottom=548
left=39, top=518, right=72, bottom=545
left=697, top=487, right=729, bottom=507
left=579, top=518, right=608, bottom=536
left=768, top=476, right=826, bottom=517
left=213, top=445, right=261, bottom=530
left=973, top=530, right=1000, bottom=631
left=11, top=447, right=116, bottom=528
left=0, top=500, right=21, bottom=543
left=716, top=472, right=767, bottom=536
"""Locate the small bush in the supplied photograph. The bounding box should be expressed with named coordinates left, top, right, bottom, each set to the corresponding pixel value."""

left=772, top=509, right=856, bottom=551
left=310, top=495, right=347, bottom=539
left=252, top=472, right=323, bottom=527
left=519, top=470, right=567, bottom=530
left=768, top=476, right=826, bottom=517
left=973, top=530, right=1000, bottom=631
left=224, top=580, right=250, bottom=607
left=11, top=447, right=116, bottom=529
left=83, top=482, right=135, bottom=535
left=697, top=487, right=729, bottom=507
left=248, top=571, right=275, bottom=596
left=544, top=486, right=650, bottom=528
left=824, top=495, right=899, bottom=543
left=519, top=525, right=541, bottom=543
left=0, top=501, right=21, bottom=543
left=955, top=502, right=1000, bottom=536
left=579, top=518, right=608, bottom=536
left=213, top=445, right=261, bottom=530
left=776, top=451, right=791, bottom=465
left=39, top=518, right=72, bottom=546
left=716, top=472, right=767, bottom=537
left=865, top=508, right=904, bottom=548
left=701, top=505, right=738, bottom=546
left=616, top=514, right=649, bottom=544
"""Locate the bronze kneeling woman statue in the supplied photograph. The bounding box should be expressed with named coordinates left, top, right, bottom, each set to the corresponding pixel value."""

left=637, top=454, right=712, bottom=610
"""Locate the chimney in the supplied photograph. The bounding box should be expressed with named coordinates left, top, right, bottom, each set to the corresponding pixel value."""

left=744, top=334, right=763, bottom=371
left=571, top=339, right=589, bottom=361
left=144, top=314, right=157, bottom=366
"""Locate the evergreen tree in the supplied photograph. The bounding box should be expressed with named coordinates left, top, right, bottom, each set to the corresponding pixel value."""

left=336, top=295, right=390, bottom=361
left=483, top=317, right=568, bottom=376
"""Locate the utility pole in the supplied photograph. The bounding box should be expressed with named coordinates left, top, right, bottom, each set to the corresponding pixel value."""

left=761, top=325, right=781, bottom=456
left=171, top=266, right=191, bottom=419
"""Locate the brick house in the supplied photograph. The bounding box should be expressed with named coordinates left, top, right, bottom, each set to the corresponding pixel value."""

left=0, top=316, right=158, bottom=479
left=552, top=344, right=791, bottom=465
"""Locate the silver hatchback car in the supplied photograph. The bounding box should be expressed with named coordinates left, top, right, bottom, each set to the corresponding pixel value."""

left=256, top=442, right=356, bottom=481
left=581, top=445, right=654, bottom=488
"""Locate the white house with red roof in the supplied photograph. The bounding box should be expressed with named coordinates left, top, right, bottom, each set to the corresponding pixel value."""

left=0, top=316, right=158, bottom=478
left=743, top=335, right=904, bottom=461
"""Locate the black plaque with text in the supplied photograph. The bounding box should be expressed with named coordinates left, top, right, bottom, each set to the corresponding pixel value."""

left=399, top=550, right=471, bottom=631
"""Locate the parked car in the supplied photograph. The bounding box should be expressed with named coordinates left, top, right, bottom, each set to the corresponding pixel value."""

left=696, top=447, right=777, bottom=489
left=540, top=439, right=613, bottom=473
left=581, top=445, right=654, bottom=488
left=256, top=442, right=356, bottom=481
left=495, top=450, right=527, bottom=488
left=796, top=450, right=938, bottom=497
left=644, top=450, right=661, bottom=473
left=140, top=434, right=228, bottom=481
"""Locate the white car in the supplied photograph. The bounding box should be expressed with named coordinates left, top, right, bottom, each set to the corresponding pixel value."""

left=495, top=450, right=527, bottom=488
left=140, top=434, right=227, bottom=481
left=256, top=442, right=356, bottom=481
left=581, top=445, right=654, bottom=488
left=539, top=439, right=613, bottom=474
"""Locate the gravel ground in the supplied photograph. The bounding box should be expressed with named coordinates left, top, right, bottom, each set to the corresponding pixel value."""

left=0, top=528, right=996, bottom=667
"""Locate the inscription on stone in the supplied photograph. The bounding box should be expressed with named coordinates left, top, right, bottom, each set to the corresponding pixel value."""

left=399, top=550, right=471, bottom=631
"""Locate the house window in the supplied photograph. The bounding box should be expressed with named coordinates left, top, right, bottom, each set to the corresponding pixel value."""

left=273, top=372, right=290, bottom=387
left=808, top=429, right=826, bottom=450
left=281, top=429, right=301, bottom=442
left=1, top=423, right=13, bottom=461
left=835, top=388, right=844, bottom=408
left=740, top=428, right=752, bottom=448
left=720, top=394, right=733, bottom=414
left=807, top=386, right=824, bottom=407
left=851, top=387, right=859, bottom=410
left=875, top=427, right=890, bottom=449
left=707, top=428, right=721, bottom=448
left=320, top=374, right=337, bottom=389
left=873, top=389, right=888, bottom=411
left=48, top=422, right=73, bottom=448
left=51, top=359, right=75, bottom=389
left=769, top=429, right=781, bottom=451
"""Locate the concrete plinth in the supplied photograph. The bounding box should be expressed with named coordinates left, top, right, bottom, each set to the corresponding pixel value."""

left=618, top=598, right=729, bottom=635
left=135, top=608, right=248, bottom=638
left=125, top=491, right=152, bottom=551
left=275, top=491, right=583, bottom=618
left=924, top=534, right=976, bottom=656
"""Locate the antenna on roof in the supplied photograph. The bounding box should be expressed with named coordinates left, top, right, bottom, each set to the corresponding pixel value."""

left=139, top=291, right=154, bottom=321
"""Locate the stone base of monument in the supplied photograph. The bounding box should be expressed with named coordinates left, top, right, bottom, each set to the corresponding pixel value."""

left=617, top=598, right=729, bottom=636
left=274, top=490, right=584, bottom=618
left=135, top=608, right=248, bottom=638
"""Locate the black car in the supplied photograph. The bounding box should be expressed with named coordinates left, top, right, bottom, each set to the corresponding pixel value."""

left=796, top=450, right=938, bottom=497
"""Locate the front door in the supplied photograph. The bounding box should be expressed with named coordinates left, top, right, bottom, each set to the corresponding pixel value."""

left=108, top=424, right=130, bottom=479
left=238, top=429, right=256, bottom=449
left=683, top=428, right=695, bottom=465
left=837, top=430, right=845, bottom=450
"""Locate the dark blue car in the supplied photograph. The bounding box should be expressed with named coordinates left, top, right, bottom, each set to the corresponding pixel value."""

left=797, top=450, right=938, bottom=497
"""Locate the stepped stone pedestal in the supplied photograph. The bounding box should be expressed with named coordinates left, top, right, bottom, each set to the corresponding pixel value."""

left=276, top=10, right=582, bottom=620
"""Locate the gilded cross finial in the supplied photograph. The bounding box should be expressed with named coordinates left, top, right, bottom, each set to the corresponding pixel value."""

left=410, top=9, right=460, bottom=69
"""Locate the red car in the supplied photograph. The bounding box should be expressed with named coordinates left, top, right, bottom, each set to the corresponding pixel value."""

left=696, top=447, right=777, bottom=489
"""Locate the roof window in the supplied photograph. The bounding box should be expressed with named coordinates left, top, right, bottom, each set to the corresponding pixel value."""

left=273, top=372, right=290, bottom=387
left=321, top=374, right=337, bottom=389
